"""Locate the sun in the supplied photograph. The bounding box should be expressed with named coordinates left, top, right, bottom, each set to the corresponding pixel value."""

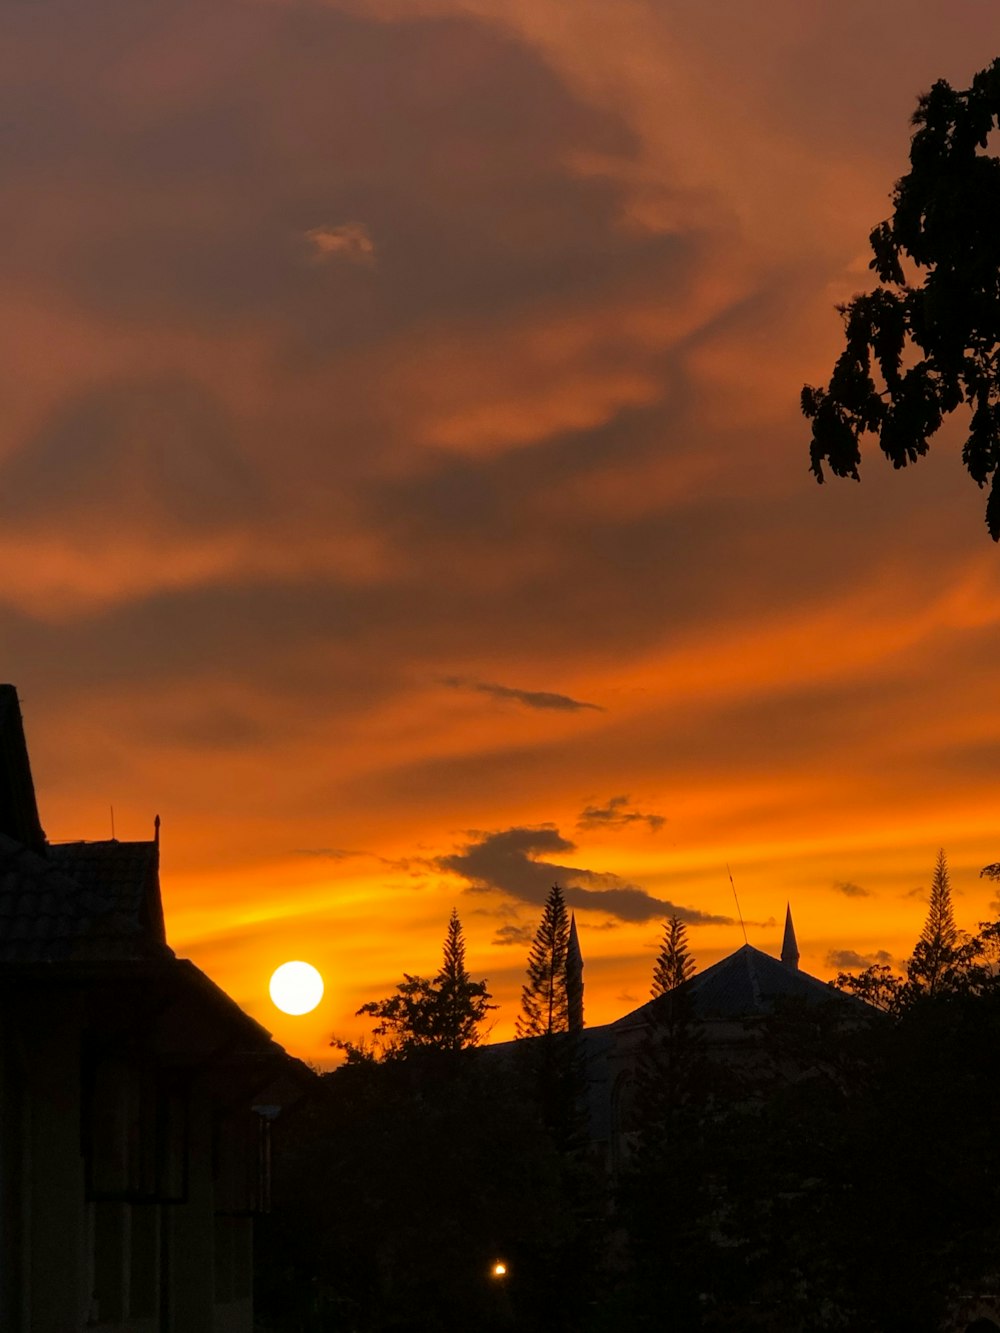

left=269, top=960, right=325, bottom=1016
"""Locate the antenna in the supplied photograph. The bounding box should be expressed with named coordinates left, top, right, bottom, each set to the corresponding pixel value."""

left=110, top=804, right=116, bottom=840
left=727, top=863, right=748, bottom=945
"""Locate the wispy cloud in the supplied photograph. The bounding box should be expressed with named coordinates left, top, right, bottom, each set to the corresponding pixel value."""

left=436, top=825, right=729, bottom=925
left=577, top=794, right=664, bottom=832
left=305, top=222, right=375, bottom=265
left=443, top=677, right=602, bottom=713
left=825, top=948, right=895, bottom=971
left=833, top=880, right=871, bottom=898
left=292, top=847, right=362, bottom=861
left=492, top=922, right=535, bottom=947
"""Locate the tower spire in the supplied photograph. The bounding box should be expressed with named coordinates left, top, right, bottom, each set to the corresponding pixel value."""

left=781, top=902, right=799, bottom=971
left=0, top=685, right=46, bottom=854
left=566, top=912, right=584, bottom=1032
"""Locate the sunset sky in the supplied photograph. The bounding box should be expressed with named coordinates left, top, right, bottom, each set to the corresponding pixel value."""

left=5, top=1, right=1000, bottom=1063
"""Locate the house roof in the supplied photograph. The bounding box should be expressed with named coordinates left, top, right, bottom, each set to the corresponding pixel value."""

left=614, top=943, right=841, bottom=1029
left=0, top=831, right=172, bottom=964
left=49, top=838, right=167, bottom=949
left=0, top=685, right=171, bottom=964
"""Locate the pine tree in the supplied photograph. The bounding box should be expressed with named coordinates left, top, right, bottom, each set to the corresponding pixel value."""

left=433, top=909, right=494, bottom=1051
left=347, top=910, right=493, bottom=1058
left=516, top=884, right=571, bottom=1038
left=908, top=849, right=961, bottom=996
left=515, top=885, right=589, bottom=1156
left=633, top=916, right=702, bottom=1153
left=651, top=915, right=695, bottom=998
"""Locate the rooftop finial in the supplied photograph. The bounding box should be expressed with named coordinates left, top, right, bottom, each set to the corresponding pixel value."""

left=154, top=814, right=160, bottom=846
left=781, top=902, right=800, bottom=971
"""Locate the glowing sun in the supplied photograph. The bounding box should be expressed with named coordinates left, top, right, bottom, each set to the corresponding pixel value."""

left=269, top=961, right=325, bottom=1016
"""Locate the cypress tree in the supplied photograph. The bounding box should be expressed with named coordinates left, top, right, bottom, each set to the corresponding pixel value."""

left=516, top=884, right=571, bottom=1038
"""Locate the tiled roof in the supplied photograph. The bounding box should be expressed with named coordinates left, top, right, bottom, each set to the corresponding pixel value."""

left=614, top=944, right=841, bottom=1029
left=0, top=833, right=170, bottom=963
left=49, top=839, right=166, bottom=946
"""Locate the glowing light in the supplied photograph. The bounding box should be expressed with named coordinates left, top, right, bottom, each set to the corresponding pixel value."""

left=268, top=961, right=325, bottom=1015
left=491, top=1261, right=508, bottom=1279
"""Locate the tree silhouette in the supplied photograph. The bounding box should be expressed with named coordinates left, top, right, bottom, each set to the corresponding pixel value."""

left=516, top=884, right=572, bottom=1039
left=909, top=848, right=960, bottom=995
left=650, top=914, right=695, bottom=998
left=802, top=59, right=1000, bottom=537
left=340, top=910, right=494, bottom=1059
left=837, top=850, right=989, bottom=1009
left=435, top=908, right=495, bottom=1051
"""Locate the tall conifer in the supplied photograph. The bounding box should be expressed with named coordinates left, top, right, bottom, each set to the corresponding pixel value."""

left=516, top=884, right=571, bottom=1039
left=349, top=909, right=493, bottom=1057
left=909, top=849, right=961, bottom=996
left=433, top=909, right=493, bottom=1051
left=651, top=915, right=695, bottom=998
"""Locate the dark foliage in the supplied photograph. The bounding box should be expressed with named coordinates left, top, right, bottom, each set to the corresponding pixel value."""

left=256, top=1049, right=608, bottom=1332
left=803, top=59, right=1000, bottom=537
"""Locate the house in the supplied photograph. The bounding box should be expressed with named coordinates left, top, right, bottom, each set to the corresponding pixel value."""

left=0, top=684, right=311, bottom=1333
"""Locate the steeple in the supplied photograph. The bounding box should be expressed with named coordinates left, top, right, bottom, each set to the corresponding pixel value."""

left=0, top=685, right=46, bottom=854
left=566, top=912, right=584, bottom=1032
left=780, top=902, right=799, bottom=971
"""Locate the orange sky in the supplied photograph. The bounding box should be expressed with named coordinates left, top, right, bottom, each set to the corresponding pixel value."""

left=4, top=2, right=1000, bottom=1064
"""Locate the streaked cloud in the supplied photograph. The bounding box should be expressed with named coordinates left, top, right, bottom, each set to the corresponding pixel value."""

left=292, top=848, right=362, bottom=860
left=443, top=677, right=602, bottom=713
left=577, top=795, right=664, bottom=832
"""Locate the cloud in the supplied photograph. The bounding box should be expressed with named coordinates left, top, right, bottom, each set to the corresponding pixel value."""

left=902, top=886, right=928, bottom=902
left=436, top=825, right=730, bottom=925
left=833, top=880, right=870, bottom=898
left=825, top=948, right=895, bottom=971
left=443, top=677, right=602, bottom=712
left=305, top=222, right=376, bottom=265
left=292, top=848, right=361, bottom=860
left=577, top=794, right=664, bottom=832
left=492, top=922, right=535, bottom=947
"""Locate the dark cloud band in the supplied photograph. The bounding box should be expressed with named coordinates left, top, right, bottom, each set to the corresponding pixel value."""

left=437, top=825, right=730, bottom=925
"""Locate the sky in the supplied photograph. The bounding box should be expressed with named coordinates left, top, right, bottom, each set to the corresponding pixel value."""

left=4, top=1, right=1000, bottom=1063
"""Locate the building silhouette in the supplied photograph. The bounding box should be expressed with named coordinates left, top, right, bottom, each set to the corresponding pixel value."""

left=0, top=684, right=310, bottom=1332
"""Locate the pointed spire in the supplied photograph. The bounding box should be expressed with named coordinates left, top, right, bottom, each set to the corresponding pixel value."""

left=566, top=912, right=584, bottom=1032
left=781, top=902, right=799, bottom=971
left=0, top=684, right=46, bottom=854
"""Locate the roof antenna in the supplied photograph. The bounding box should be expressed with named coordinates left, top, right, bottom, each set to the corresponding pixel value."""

left=727, top=863, right=748, bottom=945
left=110, top=804, right=116, bottom=841
left=154, top=813, right=160, bottom=847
